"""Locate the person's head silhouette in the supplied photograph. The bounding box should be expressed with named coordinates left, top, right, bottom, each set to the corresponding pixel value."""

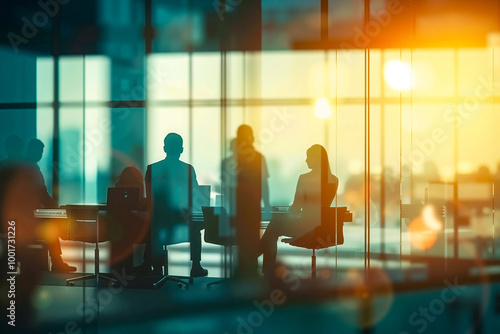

left=163, top=133, right=183, bottom=159
left=117, top=166, right=143, bottom=187
left=4, top=134, right=24, bottom=159
left=116, top=166, right=144, bottom=198
left=236, top=125, right=254, bottom=146
left=306, top=144, right=331, bottom=174
left=26, top=139, right=45, bottom=163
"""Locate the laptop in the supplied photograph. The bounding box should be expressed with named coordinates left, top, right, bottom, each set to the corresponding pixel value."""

left=107, top=187, right=140, bottom=212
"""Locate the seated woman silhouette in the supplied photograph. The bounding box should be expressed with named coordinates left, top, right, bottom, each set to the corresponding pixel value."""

left=260, top=144, right=338, bottom=275
left=116, top=166, right=145, bottom=201
left=106, top=166, right=147, bottom=272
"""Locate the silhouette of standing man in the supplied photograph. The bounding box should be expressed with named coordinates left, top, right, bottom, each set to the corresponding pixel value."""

left=235, top=125, right=271, bottom=278
left=145, top=133, right=207, bottom=277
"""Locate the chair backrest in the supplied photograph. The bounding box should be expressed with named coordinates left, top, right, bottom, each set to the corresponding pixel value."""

left=202, top=206, right=233, bottom=245
left=66, top=205, right=105, bottom=243
left=202, top=206, right=218, bottom=244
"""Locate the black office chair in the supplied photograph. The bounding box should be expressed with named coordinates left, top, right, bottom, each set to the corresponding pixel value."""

left=282, top=207, right=352, bottom=278
left=149, top=208, right=193, bottom=289
left=202, top=206, right=236, bottom=289
left=65, top=205, right=117, bottom=286
left=104, top=187, right=144, bottom=271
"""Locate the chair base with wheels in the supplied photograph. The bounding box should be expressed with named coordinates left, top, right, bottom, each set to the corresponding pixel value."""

left=66, top=248, right=118, bottom=287
left=206, top=246, right=234, bottom=289
left=281, top=207, right=352, bottom=278
left=152, top=245, right=191, bottom=289
left=64, top=205, right=118, bottom=287
left=66, top=274, right=117, bottom=287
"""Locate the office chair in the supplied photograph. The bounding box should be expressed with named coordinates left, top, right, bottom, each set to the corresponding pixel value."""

left=146, top=166, right=210, bottom=289
left=148, top=199, right=195, bottom=289
left=105, top=187, right=143, bottom=271
left=150, top=221, right=192, bottom=289
left=202, top=206, right=236, bottom=289
left=281, top=207, right=352, bottom=278
left=65, top=205, right=117, bottom=287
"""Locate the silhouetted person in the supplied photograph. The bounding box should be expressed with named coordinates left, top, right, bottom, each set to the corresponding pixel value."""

left=235, top=125, right=271, bottom=278
left=221, top=138, right=238, bottom=215
left=26, top=139, right=58, bottom=208
left=260, top=144, right=338, bottom=275
left=25, top=139, right=76, bottom=272
left=116, top=166, right=146, bottom=201
left=145, top=133, right=207, bottom=277
left=0, top=135, right=44, bottom=329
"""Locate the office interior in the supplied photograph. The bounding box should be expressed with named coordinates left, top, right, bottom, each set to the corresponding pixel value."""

left=2, top=0, right=500, bottom=333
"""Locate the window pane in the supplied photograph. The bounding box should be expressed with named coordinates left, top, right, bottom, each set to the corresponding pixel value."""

left=59, top=56, right=84, bottom=103
left=0, top=48, right=36, bottom=103
left=261, top=51, right=325, bottom=99
left=148, top=54, right=189, bottom=101
left=36, top=56, right=54, bottom=104
left=193, top=53, right=220, bottom=100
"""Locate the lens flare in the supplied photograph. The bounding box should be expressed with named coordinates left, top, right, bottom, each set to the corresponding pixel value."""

left=384, top=60, right=412, bottom=90
left=408, top=205, right=442, bottom=250
left=315, top=97, right=332, bottom=119
left=336, top=268, right=394, bottom=328
left=422, top=204, right=443, bottom=231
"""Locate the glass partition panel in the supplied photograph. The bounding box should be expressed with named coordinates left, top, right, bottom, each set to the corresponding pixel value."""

left=59, top=106, right=84, bottom=204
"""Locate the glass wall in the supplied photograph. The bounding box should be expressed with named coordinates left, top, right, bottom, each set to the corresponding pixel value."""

left=4, top=44, right=500, bottom=276
left=3, top=1, right=500, bottom=283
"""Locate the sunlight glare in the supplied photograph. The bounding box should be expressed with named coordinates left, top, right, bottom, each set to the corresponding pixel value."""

left=315, top=97, right=332, bottom=119
left=384, top=60, right=412, bottom=90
